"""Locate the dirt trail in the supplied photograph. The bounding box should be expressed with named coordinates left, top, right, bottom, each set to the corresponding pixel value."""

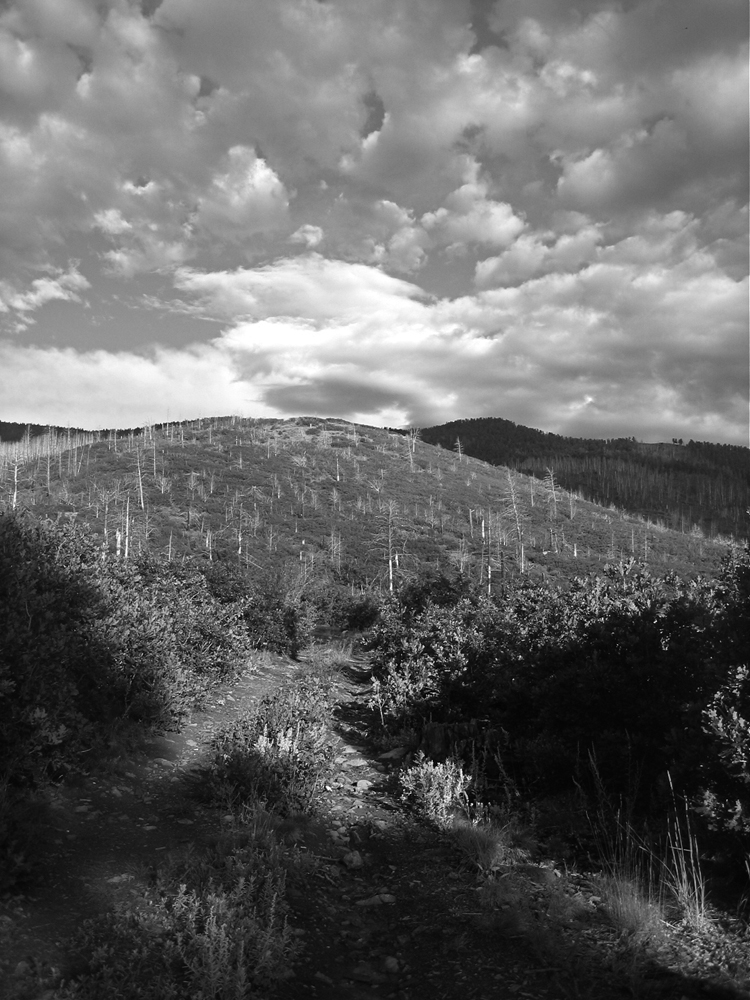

left=2, top=644, right=707, bottom=1000
left=274, top=653, right=565, bottom=1000
left=0, top=654, right=297, bottom=998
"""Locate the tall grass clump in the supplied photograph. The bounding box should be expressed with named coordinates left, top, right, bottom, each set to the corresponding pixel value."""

left=583, top=759, right=669, bottom=947
left=663, top=786, right=710, bottom=931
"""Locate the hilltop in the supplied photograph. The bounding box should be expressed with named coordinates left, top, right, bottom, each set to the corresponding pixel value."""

left=0, top=414, right=734, bottom=585
left=419, top=416, right=750, bottom=542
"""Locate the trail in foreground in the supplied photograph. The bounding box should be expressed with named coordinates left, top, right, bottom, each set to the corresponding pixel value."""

left=2, top=645, right=744, bottom=1000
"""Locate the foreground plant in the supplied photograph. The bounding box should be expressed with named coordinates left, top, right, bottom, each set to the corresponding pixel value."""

left=209, top=663, right=336, bottom=815
left=56, top=824, right=298, bottom=1000
left=399, top=752, right=472, bottom=828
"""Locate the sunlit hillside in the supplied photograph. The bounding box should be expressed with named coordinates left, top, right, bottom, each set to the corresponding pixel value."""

left=0, top=415, right=733, bottom=585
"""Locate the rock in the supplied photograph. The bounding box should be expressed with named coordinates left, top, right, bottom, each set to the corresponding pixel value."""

left=355, top=779, right=373, bottom=792
left=314, top=972, right=334, bottom=985
left=348, top=963, right=386, bottom=984
left=378, top=747, right=409, bottom=760
left=383, top=956, right=399, bottom=974
left=342, top=851, right=364, bottom=869
left=355, top=893, right=396, bottom=907
left=14, top=961, right=30, bottom=977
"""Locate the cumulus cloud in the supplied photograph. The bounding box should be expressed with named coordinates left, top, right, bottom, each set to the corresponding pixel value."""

left=0, top=339, right=262, bottom=428
left=422, top=167, right=525, bottom=251
left=194, top=146, right=290, bottom=240
left=290, top=225, right=324, bottom=248
left=0, top=0, right=745, bottom=443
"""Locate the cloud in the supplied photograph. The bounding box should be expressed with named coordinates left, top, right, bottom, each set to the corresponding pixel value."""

left=0, top=264, right=90, bottom=330
left=290, top=224, right=324, bottom=249
left=0, top=0, right=745, bottom=445
left=422, top=167, right=525, bottom=251
left=169, top=252, right=748, bottom=441
left=93, top=209, right=132, bottom=236
left=0, top=340, right=260, bottom=428
left=1, top=246, right=745, bottom=442
left=264, top=376, right=417, bottom=425
left=171, top=254, right=431, bottom=324
left=194, top=146, right=290, bottom=240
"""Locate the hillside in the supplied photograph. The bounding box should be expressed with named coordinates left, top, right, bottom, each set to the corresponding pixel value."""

left=2, top=416, right=749, bottom=1000
left=0, top=415, right=733, bottom=585
left=418, top=417, right=750, bottom=542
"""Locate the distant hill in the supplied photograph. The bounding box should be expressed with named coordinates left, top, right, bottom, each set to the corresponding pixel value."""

left=419, top=417, right=750, bottom=541
left=0, top=415, right=735, bottom=587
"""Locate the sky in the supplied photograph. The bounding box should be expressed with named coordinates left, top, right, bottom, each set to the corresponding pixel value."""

left=0, top=0, right=747, bottom=444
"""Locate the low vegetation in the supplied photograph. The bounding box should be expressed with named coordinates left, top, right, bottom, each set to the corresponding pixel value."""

left=366, top=551, right=750, bottom=856
left=0, top=416, right=748, bottom=998
left=48, top=654, right=343, bottom=1000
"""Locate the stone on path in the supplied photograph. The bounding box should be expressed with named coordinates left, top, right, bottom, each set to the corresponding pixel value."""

left=355, top=892, right=396, bottom=907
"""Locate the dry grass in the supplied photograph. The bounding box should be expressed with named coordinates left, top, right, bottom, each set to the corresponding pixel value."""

left=448, top=811, right=534, bottom=872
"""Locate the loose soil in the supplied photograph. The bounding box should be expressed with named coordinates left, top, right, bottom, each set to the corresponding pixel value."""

left=1, top=645, right=748, bottom=1000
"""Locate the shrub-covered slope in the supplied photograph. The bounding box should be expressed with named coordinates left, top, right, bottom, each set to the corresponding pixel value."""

left=0, top=415, right=733, bottom=587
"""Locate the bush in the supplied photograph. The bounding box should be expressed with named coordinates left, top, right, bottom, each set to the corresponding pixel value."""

left=365, top=557, right=750, bottom=818
left=0, top=513, right=112, bottom=788
left=210, top=667, right=336, bottom=815
left=306, top=583, right=380, bottom=633
left=57, top=835, right=297, bottom=998
left=399, top=752, right=472, bottom=828
left=0, top=512, right=253, bottom=791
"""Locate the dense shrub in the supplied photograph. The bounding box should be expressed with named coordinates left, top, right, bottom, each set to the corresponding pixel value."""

left=0, top=513, right=114, bottom=787
left=692, top=548, right=750, bottom=849
left=204, top=561, right=316, bottom=657
left=306, top=582, right=380, bottom=633
left=365, top=551, right=750, bottom=835
left=0, top=512, right=252, bottom=791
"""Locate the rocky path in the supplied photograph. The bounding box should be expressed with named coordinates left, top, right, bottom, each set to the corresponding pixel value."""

left=2, top=642, right=731, bottom=1000
left=274, top=652, right=567, bottom=1000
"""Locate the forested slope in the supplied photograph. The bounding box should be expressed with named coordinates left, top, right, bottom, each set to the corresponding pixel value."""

left=419, top=417, right=750, bottom=540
